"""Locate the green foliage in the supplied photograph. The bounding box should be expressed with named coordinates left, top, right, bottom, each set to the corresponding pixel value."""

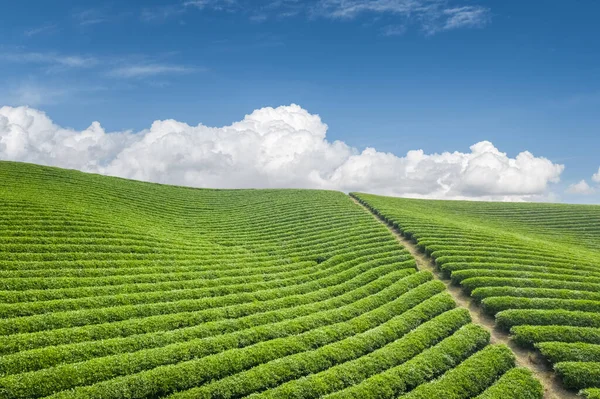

left=537, top=342, right=600, bottom=363
left=401, top=344, right=515, bottom=399
left=0, top=270, right=432, bottom=375
left=1, top=281, right=450, bottom=398
left=0, top=162, right=538, bottom=399
left=582, top=388, right=600, bottom=398
left=555, top=361, right=600, bottom=389
left=471, top=287, right=600, bottom=303
left=496, top=309, right=600, bottom=331
left=166, top=301, right=465, bottom=399
left=323, top=323, right=491, bottom=398
left=473, top=368, right=544, bottom=399
left=353, top=191, right=600, bottom=393
left=43, top=294, right=457, bottom=399
left=512, top=326, right=600, bottom=347
left=245, top=308, right=472, bottom=399
left=482, top=296, right=600, bottom=316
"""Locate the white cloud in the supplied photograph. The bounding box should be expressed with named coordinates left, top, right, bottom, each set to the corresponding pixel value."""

left=315, top=0, right=419, bottom=18
left=593, top=167, right=600, bottom=183
left=1, top=50, right=199, bottom=84
left=420, top=5, right=490, bottom=35
left=314, top=0, right=490, bottom=34
left=24, top=24, right=58, bottom=37
left=139, top=1, right=489, bottom=32
left=567, top=180, right=595, bottom=195
left=0, top=104, right=564, bottom=201
left=0, top=52, right=98, bottom=68
left=442, top=6, right=490, bottom=30
left=108, top=64, right=197, bottom=78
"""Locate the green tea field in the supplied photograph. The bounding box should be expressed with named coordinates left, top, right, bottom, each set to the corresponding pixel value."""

left=353, top=192, right=600, bottom=398
left=2, top=161, right=600, bottom=398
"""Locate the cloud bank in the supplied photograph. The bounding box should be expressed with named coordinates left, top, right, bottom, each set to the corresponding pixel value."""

left=0, top=104, right=564, bottom=201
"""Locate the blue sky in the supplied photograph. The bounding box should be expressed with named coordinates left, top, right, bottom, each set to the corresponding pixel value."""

left=1, top=0, right=599, bottom=202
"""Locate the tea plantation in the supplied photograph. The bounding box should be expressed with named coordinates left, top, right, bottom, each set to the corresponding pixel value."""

left=4, top=160, right=595, bottom=398
left=353, top=192, right=600, bottom=398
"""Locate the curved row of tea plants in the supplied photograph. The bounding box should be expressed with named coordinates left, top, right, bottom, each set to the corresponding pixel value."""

left=0, top=162, right=542, bottom=398
left=353, top=192, right=600, bottom=395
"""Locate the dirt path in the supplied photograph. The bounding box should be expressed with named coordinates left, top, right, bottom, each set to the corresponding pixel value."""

left=350, top=196, right=577, bottom=399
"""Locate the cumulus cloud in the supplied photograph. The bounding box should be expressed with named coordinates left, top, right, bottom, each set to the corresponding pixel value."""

left=593, top=167, right=600, bottom=183
left=567, top=180, right=595, bottom=195
left=0, top=104, right=564, bottom=201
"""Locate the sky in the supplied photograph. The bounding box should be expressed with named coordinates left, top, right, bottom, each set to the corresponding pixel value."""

left=0, top=0, right=599, bottom=203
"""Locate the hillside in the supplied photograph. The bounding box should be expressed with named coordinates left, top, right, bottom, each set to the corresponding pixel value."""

left=0, top=161, right=545, bottom=399
left=353, top=193, right=600, bottom=398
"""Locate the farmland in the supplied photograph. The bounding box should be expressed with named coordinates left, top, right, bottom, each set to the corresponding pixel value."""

left=0, top=161, right=547, bottom=399
left=353, top=192, right=600, bottom=398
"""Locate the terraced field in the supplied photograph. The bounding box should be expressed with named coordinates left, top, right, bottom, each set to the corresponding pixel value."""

left=0, top=161, right=544, bottom=399
left=353, top=193, right=600, bottom=398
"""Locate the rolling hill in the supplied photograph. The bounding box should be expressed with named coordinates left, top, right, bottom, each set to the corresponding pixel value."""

left=5, top=160, right=600, bottom=398
left=353, top=192, right=600, bottom=398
